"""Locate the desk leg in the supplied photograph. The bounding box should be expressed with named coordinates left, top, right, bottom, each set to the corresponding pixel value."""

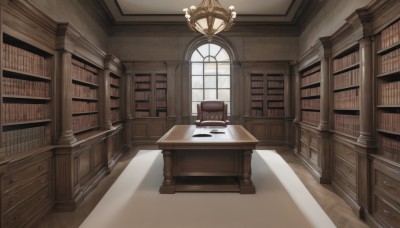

left=240, top=149, right=255, bottom=194
left=160, top=150, right=175, bottom=194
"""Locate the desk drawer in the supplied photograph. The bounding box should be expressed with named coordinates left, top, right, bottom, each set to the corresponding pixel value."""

left=3, top=157, right=50, bottom=192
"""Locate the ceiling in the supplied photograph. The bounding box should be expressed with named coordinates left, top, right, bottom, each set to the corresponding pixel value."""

left=102, top=0, right=318, bottom=24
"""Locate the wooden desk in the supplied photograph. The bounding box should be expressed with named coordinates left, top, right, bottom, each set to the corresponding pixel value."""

left=156, top=125, right=259, bottom=194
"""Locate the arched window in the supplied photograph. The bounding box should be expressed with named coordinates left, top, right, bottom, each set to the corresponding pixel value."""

left=191, top=43, right=231, bottom=115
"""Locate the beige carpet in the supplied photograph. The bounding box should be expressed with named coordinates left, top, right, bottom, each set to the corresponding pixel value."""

left=80, top=150, right=336, bottom=228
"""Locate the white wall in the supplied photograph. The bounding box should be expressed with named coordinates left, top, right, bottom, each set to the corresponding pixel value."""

left=30, top=0, right=109, bottom=51
left=299, top=0, right=371, bottom=55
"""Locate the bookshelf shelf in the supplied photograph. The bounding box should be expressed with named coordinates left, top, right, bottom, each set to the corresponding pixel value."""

left=72, top=79, right=98, bottom=88
left=73, top=126, right=99, bottom=135
left=110, top=72, right=122, bottom=124
left=333, top=63, right=360, bottom=75
left=134, top=72, right=168, bottom=118
left=300, top=63, right=321, bottom=126
left=1, top=33, right=53, bottom=158
left=72, top=97, right=98, bottom=101
left=376, top=70, right=400, bottom=79
left=333, top=84, right=359, bottom=92
left=300, top=81, right=320, bottom=89
left=377, top=129, right=400, bottom=136
left=72, top=111, right=98, bottom=116
left=250, top=73, right=285, bottom=118
left=377, top=41, right=400, bottom=55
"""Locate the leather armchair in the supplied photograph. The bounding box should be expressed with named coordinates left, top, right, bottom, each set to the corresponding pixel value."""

left=194, top=100, right=229, bottom=126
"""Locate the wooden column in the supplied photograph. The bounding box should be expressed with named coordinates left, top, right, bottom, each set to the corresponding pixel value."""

left=284, top=63, right=292, bottom=145
left=123, top=64, right=133, bottom=147
left=100, top=56, right=113, bottom=130
left=166, top=61, right=178, bottom=128
left=242, top=64, right=252, bottom=117
left=357, top=37, right=374, bottom=146
left=231, top=61, right=241, bottom=123
left=181, top=61, right=190, bottom=124
left=240, top=149, right=255, bottom=194
left=292, top=62, right=301, bottom=154
left=318, top=39, right=331, bottom=131
left=159, top=150, right=174, bottom=194
left=58, top=50, right=76, bottom=144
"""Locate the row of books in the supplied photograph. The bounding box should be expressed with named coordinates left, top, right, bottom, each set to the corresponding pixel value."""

left=268, top=101, right=284, bottom=108
left=72, top=64, right=98, bottom=85
left=3, top=43, right=49, bottom=77
left=379, top=48, right=400, bottom=74
left=301, top=98, right=320, bottom=110
left=72, top=84, right=98, bottom=99
left=380, top=20, right=400, bottom=50
left=381, top=136, right=400, bottom=163
left=156, top=82, right=167, bottom=88
left=267, top=81, right=284, bottom=88
left=333, top=51, right=359, bottom=72
left=333, top=113, right=360, bottom=137
left=135, top=91, right=151, bottom=100
left=135, top=83, right=151, bottom=89
left=72, top=101, right=97, bottom=113
left=334, top=68, right=359, bottom=89
left=251, top=109, right=263, bottom=117
left=252, top=101, right=263, bottom=107
left=267, top=95, right=284, bottom=100
left=111, top=99, right=120, bottom=108
left=2, top=125, right=51, bottom=156
left=268, top=89, right=284, bottom=95
left=3, top=77, right=50, bottom=98
left=334, top=88, right=360, bottom=110
left=135, top=75, right=151, bottom=82
left=135, top=103, right=150, bottom=110
left=379, top=113, right=400, bottom=134
left=267, top=109, right=284, bottom=117
left=378, top=80, right=400, bottom=105
left=301, top=87, right=320, bottom=97
left=155, top=74, right=167, bottom=81
left=156, top=100, right=167, bottom=108
left=110, top=87, right=120, bottom=97
left=302, top=111, right=320, bottom=126
left=251, top=95, right=263, bottom=101
left=251, top=81, right=263, bottom=88
left=110, top=76, right=120, bottom=86
left=71, top=59, right=98, bottom=74
left=156, top=90, right=167, bottom=99
left=251, top=88, right=264, bottom=94
left=301, top=72, right=321, bottom=88
left=111, top=109, right=121, bottom=123
left=72, top=114, right=98, bottom=132
left=135, top=111, right=150, bottom=118
left=301, top=65, right=320, bottom=77
left=2, top=103, right=49, bottom=123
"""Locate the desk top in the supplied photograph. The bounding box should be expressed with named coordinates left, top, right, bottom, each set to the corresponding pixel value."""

left=156, top=125, right=259, bottom=149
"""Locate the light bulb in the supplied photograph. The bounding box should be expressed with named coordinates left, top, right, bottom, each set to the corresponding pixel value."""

left=229, top=6, right=235, bottom=10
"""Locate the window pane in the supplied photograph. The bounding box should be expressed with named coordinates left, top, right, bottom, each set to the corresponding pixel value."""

left=204, top=62, right=216, bottom=75
left=218, top=89, right=230, bottom=101
left=210, top=44, right=221, bottom=57
left=192, top=102, right=200, bottom=114
left=192, top=76, right=203, bottom=88
left=197, top=44, right=209, bottom=57
left=192, top=89, right=203, bottom=101
left=225, top=102, right=231, bottom=114
left=218, top=63, right=230, bottom=75
left=204, top=76, right=216, bottom=88
left=204, top=89, right=216, bottom=100
left=192, top=63, right=203, bottom=75
left=218, top=76, right=230, bottom=88
left=191, top=50, right=203, bottom=61
left=216, top=49, right=230, bottom=61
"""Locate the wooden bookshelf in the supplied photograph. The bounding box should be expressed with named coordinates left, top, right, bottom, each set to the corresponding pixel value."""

left=250, top=73, right=285, bottom=118
left=134, top=72, right=168, bottom=118
left=110, top=72, right=122, bottom=123
left=300, top=63, right=321, bottom=127
left=71, top=57, right=99, bottom=134
left=376, top=19, right=400, bottom=163
left=1, top=34, right=53, bottom=158
left=332, top=47, right=360, bottom=138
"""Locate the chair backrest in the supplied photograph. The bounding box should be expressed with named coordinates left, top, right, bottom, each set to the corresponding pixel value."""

left=195, top=100, right=229, bottom=126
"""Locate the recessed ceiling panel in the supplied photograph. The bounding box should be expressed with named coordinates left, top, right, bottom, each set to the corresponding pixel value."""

left=103, top=0, right=304, bottom=23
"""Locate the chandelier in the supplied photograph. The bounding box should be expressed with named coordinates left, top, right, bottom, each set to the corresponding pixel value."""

left=183, top=0, right=237, bottom=41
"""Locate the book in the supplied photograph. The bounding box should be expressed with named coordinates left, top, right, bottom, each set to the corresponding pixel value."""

left=192, top=128, right=226, bottom=137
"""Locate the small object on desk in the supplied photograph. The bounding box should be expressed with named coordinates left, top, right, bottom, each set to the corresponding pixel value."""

left=210, top=129, right=225, bottom=134
left=192, top=128, right=212, bottom=137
